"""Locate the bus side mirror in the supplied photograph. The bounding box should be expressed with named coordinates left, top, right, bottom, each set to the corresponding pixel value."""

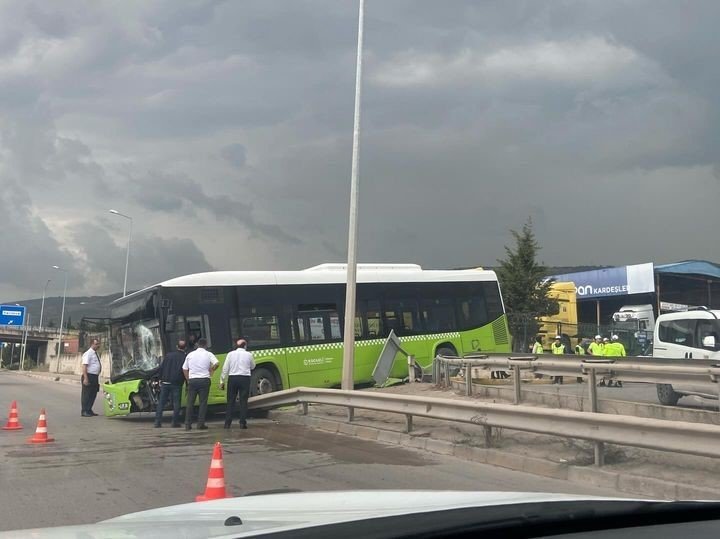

left=703, top=335, right=716, bottom=349
left=165, top=315, right=176, bottom=332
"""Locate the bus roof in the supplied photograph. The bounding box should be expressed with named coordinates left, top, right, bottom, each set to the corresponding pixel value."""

left=114, top=264, right=498, bottom=304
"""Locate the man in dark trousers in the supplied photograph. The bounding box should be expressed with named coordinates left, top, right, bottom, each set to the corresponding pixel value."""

left=81, top=339, right=102, bottom=417
left=220, top=339, right=255, bottom=429
left=182, top=338, right=219, bottom=430
left=154, top=340, right=187, bottom=428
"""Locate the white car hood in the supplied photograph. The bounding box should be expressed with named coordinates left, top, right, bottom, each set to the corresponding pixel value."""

left=0, top=490, right=625, bottom=538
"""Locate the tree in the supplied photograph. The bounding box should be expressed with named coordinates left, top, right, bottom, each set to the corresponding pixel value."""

left=496, top=218, right=559, bottom=350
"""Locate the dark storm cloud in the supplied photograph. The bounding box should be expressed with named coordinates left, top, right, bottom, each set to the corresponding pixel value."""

left=2, top=0, right=720, bottom=300
left=0, top=180, right=78, bottom=293
left=71, top=222, right=214, bottom=291
left=126, top=171, right=301, bottom=245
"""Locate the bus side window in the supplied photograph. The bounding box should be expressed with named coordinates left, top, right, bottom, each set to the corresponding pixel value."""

left=382, top=300, right=420, bottom=336
left=457, top=295, right=489, bottom=331
left=295, top=304, right=341, bottom=343
left=420, top=298, right=456, bottom=333
left=365, top=301, right=384, bottom=338
left=237, top=305, right=282, bottom=348
left=186, top=315, right=211, bottom=348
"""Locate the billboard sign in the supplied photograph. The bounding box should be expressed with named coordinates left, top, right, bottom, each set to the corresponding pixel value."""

left=551, top=263, right=655, bottom=299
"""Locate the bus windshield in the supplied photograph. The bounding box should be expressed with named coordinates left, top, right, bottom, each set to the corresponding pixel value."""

left=110, top=319, right=164, bottom=378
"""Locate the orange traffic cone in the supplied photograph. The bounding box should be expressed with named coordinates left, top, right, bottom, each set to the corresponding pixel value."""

left=2, top=400, right=23, bottom=430
left=28, top=408, right=54, bottom=444
left=196, top=442, right=230, bottom=501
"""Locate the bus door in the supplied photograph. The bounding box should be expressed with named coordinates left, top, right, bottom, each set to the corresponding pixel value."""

left=286, top=304, right=343, bottom=388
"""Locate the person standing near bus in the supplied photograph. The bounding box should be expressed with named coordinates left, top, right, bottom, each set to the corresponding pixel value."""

left=182, top=338, right=219, bottom=430
left=154, top=340, right=187, bottom=428
left=220, top=339, right=255, bottom=429
left=81, top=339, right=102, bottom=417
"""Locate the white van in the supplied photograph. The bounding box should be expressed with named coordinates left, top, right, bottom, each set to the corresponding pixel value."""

left=652, top=308, right=720, bottom=405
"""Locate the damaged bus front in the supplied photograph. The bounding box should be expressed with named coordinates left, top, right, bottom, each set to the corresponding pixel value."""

left=102, top=289, right=165, bottom=416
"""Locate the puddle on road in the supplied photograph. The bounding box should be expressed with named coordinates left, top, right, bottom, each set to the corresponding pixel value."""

left=3, top=423, right=429, bottom=468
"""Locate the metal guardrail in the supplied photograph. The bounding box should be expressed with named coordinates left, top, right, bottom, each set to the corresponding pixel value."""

left=432, top=353, right=720, bottom=398
left=249, top=387, right=720, bottom=466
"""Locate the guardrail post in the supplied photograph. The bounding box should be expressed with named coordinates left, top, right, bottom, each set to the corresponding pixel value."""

left=444, top=360, right=450, bottom=388
left=513, top=365, right=522, bottom=404
left=301, top=402, right=308, bottom=416
left=465, top=364, right=472, bottom=396
left=405, top=413, right=413, bottom=433
left=587, top=368, right=605, bottom=466
left=408, top=355, right=415, bottom=383
left=347, top=407, right=354, bottom=422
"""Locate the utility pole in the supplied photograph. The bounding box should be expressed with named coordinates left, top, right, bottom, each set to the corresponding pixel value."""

left=341, top=0, right=365, bottom=391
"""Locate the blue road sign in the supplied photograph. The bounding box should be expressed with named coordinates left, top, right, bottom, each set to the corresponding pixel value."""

left=0, top=305, right=26, bottom=326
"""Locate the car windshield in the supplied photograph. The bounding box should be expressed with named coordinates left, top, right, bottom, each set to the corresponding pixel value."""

left=4, top=1, right=720, bottom=535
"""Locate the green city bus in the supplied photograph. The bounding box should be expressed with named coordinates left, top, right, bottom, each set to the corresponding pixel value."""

left=102, top=263, right=510, bottom=417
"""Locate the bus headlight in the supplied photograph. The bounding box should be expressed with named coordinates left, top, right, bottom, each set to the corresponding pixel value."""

left=104, top=391, right=115, bottom=410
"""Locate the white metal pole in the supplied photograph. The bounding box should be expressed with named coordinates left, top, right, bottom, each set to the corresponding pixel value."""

left=39, top=279, right=51, bottom=331
left=123, top=218, right=132, bottom=297
left=110, top=210, right=133, bottom=297
left=20, top=313, right=29, bottom=370
left=341, top=0, right=365, bottom=391
left=54, top=268, right=68, bottom=373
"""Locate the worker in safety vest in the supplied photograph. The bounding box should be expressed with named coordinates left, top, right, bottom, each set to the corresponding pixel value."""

left=588, top=335, right=604, bottom=356
left=531, top=336, right=544, bottom=354
left=550, top=335, right=565, bottom=385
left=602, top=335, right=626, bottom=387
left=574, top=339, right=587, bottom=383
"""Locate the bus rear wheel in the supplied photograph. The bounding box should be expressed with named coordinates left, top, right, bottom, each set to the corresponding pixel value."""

left=251, top=367, right=277, bottom=396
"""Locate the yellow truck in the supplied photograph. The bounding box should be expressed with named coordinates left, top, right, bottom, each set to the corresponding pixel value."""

left=537, top=282, right=579, bottom=350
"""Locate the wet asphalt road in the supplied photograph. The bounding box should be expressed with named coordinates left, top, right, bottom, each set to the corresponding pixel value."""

left=0, top=371, right=627, bottom=532
left=525, top=381, right=720, bottom=411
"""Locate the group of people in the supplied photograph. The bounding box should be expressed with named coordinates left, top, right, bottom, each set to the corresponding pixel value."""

left=79, top=337, right=256, bottom=430
left=155, top=337, right=256, bottom=430
left=531, top=333, right=627, bottom=387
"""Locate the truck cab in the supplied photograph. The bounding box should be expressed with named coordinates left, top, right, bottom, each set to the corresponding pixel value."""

left=652, top=308, right=720, bottom=405
left=612, top=304, right=655, bottom=355
left=612, top=304, right=655, bottom=333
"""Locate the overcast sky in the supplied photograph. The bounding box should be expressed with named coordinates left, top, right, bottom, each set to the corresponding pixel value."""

left=2, top=0, right=720, bottom=301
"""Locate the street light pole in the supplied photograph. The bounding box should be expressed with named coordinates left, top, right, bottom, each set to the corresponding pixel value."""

left=20, top=312, right=30, bottom=370
left=109, top=209, right=133, bottom=297
left=39, top=279, right=51, bottom=330
left=341, top=0, right=365, bottom=391
left=52, top=266, right=68, bottom=373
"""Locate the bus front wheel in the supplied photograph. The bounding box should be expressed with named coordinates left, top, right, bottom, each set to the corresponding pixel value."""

left=252, top=367, right=277, bottom=396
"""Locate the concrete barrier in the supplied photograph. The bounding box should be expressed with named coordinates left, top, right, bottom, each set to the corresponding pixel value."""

left=47, top=351, right=112, bottom=376
left=451, top=380, right=720, bottom=425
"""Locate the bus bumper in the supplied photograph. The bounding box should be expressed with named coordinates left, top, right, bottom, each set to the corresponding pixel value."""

left=102, top=380, right=141, bottom=417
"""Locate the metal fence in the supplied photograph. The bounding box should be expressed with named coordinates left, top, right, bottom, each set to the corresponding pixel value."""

left=248, top=386, right=720, bottom=467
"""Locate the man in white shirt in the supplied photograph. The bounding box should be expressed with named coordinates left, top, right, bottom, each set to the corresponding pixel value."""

left=81, top=339, right=102, bottom=417
left=220, top=339, right=255, bottom=429
left=182, top=338, right=219, bottom=430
